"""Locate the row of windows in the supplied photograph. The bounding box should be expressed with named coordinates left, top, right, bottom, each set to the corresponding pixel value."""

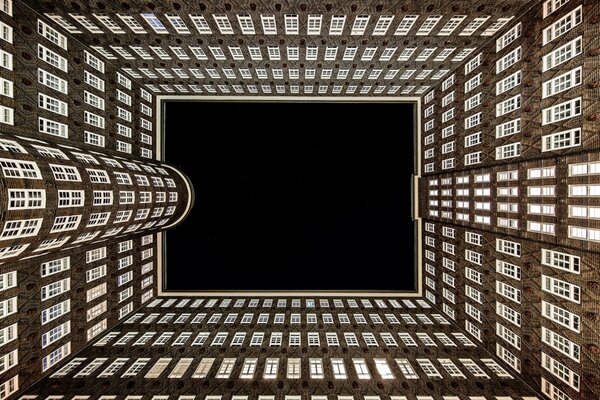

left=145, top=297, right=430, bottom=310
left=0, top=136, right=171, bottom=173
left=24, top=188, right=177, bottom=207
left=14, top=395, right=538, bottom=400
left=426, top=167, right=556, bottom=187
left=48, top=165, right=173, bottom=187
left=123, top=311, right=449, bottom=327
left=121, top=65, right=450, bottom=82
left=51, top=354, right=510, bottom=381
left=140, top=82, right=431, bottom=96
left=47, top=12, right=512, bottom=38
left=0, top=206, right=173, bottom=241
left=427, top=212, right=556, bottom=234
left=95, top=329, right=471, bottom=349
left=68, top=43, right=482, bottom=65
left=0, top=223, right=158, bottom=261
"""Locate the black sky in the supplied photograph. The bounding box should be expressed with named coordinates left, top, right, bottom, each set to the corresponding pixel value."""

left=164, top=101, right=415, bottom=291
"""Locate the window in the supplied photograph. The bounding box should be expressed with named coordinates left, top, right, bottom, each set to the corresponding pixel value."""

left=495, top=321, right=521, bottom=351
left=395, top=358, right=418, bottom=379
left=280, top=358, right=301, bottom=379
left=86, top=247, right=106, bottom=263
left=42, top=342, right=70, bottom=372
left=263, top=358, right=279, bottom=379
left=119, top=191, right=135, bottom=204
left=86, top=283, right=107, bottom=303
left=0, top=297, right=16, bottom=319
left=93, top=191, right=112, bottom=206
left=0, top=271, right=16, bottom=293
left=190, top=332, right=209, bottom=346
left=0, top=323, right=16, bottom=350
left=569, top=161, right=600, bottom=177
left=38, top=69, right=67, bottom=94
left=496, top=142, right=521, bottom=160
left=496, top=95, right=521, bottom=117
left=41, top=278, right=70, bottom=301
left=38, top=44, right=67, bottom=71
left=442, top=108, right=455, bottom=122
left=465, top=285, right=483, bottom=304
left=465, top=113, right=481, bottom=129
left=527, top=185, right=555, bottom=197
left=542, top=249, right=580, bottom=274
left=83, top=50, right=104, bottom=72
left=215, top=358, right=236, bottom=378
left=50, top=215, right=81, bottom=233
left=527, top=203, right=555, bottom=216
left=438, top=359, right=465, bottom=378
left=544, top=0, right=571, bottom=17
left=464, top=93, right=482, bottom=111
left=464, top=152, right=481, bottom=165
left=1, top=159, right=42, bottom=180
left=494, top=120, right=521, bottom=141
left=542, top=326, right=580, bottom=362
left=542, top=301, right=580, bottom=332
left=496, top=260, right=521, bottom=280
left=38, top=19, right=67, bottom=49
left=465, top=267, right=482, bottom=284
left=496, top=281, right=521, bottom=303
left=0, top=104, right=12, bottom=125
left=117, top=124, right=132, bottom=138
left=42, top=321, right=71, bottom=348
left=542, top=377, right=575, bottom=400
left=41, top=257, right=70, bottom=278
left=142, top=357, right=172, bottom=379
left=418, top=359, right=443, bottom=379
left=38, top=93, right=68, bottom=116
left=87, top=169, right=110, bottom=183
left=542, top=128, right=581, bottom=152
left=465, top=74, right=481, bottom=93
left=494, top=241, right=520, bottom=258
left=84, top=71, right=105, bottom=92
left=464, top=53, right=482, bottom=74
left=543, top=6, right=582, bottom=45
left=34, top=239, right=65, bottom=253
left=543, top=67, right=582, bottom=98
left=352, top=358, right=370, bottom=379
left=496, top=46, right=522, bottom=73
left=268, top=332, right=282, bottom=346
left=442, top=158, right=455, bottom=170
left=541, top=352, right=580, bottom=390
left=496, top=23, right=522, bottom=52
left=114, top=210, right=132, bottom=224
left=0, top=218, right=42, bottom=239
left=543, top=275, right=580, bottom=303
left=465, top=232, right=482, bottom=246
left=86, top=264, right=106, bottom=283
left=542, top=97, right=581, bottom=125
left=326, top=15, right=346, bottom=36
left=543, top=36, right=582, bottom=71
left=496, top=71, right=522, bottom=95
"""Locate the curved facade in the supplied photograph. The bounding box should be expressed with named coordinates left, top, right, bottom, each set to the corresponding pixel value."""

left=0, top=135, right=193, bottom=262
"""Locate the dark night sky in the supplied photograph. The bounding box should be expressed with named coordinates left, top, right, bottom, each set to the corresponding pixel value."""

left=164, top=101, right=415, bottom=291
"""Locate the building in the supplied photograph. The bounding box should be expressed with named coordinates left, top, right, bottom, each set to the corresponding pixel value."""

left=0, top=0, right=597, bottom=399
